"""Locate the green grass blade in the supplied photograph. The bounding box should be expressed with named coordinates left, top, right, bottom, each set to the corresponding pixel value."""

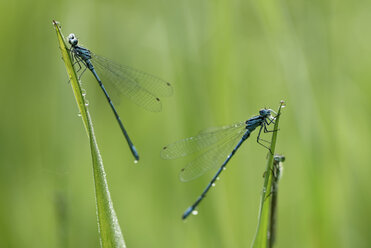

left=53, top=20, right=126, bottom=248
left=251, top=101, right=285, bottom=248
left=52, top=21, right=88, bottom=133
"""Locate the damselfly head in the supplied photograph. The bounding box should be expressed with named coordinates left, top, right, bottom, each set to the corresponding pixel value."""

left=274, top=155, right=286, bottom=163
left=259, top=108, right=271, bottom=117
left=68, top=33, right=78, bottom=46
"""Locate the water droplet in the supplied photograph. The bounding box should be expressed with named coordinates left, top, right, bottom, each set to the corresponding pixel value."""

left=192, top=210, right=198, bottom=216
left=134, top=160, right=138, bottom=164
left=216, top=177, right=220, bottom=181
left=81, top=89, right=87, bottom=96
left=212, top=183, right=216, bottom=187
left=84, top=100, right=89, bottom=107
left=77, top=113, right=82, bottom=117
left=223, top=167, right=226, bottom=171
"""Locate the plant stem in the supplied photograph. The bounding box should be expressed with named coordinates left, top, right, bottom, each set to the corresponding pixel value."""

left=251, top=101, right=285, bottom=248
left=53, top=20, right=126, bottom=248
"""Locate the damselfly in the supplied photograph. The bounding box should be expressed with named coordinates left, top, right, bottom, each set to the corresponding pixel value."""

left=67, top=33, right=173, bottom=161
left=269, top=154, right=285, bottom=247
left=162, top=108, right=278, bottom=219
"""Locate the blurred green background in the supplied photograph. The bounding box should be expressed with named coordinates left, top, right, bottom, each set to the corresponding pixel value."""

left=1, top=0, right=371, bottom=247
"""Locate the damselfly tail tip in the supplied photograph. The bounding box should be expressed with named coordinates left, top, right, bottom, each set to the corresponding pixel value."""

left=182, top=206, right=197, bottom=220
left=131, top=146, right=139, bottom=161
left=133, top=154, right=139, bottom=162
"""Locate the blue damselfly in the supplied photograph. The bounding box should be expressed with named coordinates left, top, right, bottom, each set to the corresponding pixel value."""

left=162, top=108, right=278, bottom=219
left=67, top=33, right=173, bottom=161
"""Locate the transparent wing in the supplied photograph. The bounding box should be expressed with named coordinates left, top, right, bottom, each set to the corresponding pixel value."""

left=161, top=121, right=246, bottom=159
left=179, top=129, right=247, bottom=182
left=91, top=53, right=173, bottom=112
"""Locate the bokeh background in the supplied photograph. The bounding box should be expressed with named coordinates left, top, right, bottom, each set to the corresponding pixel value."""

left=1, top=0, right=371, bottom=247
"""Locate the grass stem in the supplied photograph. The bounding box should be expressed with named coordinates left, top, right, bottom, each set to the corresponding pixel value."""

left=251, top=101, right=285, bottom=248
left=53, top=20, right=126, bottom=248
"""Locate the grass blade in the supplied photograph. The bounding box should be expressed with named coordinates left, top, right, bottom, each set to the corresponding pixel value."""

left=53, top=20, right=126, bottom=248
left=251, top=101, right=285, bottom=248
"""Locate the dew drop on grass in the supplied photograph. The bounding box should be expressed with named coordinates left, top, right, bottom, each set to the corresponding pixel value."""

left=192, top=210, right=198, bottom=216
left=134, top=160, right=138, bottom=164
left=212, top=183, right=216, bottom=187
left=85, top=100, right=89, bottom=107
